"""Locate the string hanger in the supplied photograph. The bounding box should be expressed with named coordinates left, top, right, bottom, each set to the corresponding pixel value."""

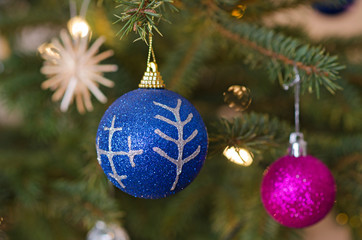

left=283, top=66, right=306, bottom=157
left=147, top=32, right=157, bottom=65
left=283, top=65, right=301, bottom=134
left=69, top=0, right=91, bottom=18
left=139, top=22, right=165, bottom=89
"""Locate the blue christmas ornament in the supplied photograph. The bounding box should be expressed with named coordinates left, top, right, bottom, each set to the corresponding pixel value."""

left=96, top=63, right=208, bottom=199
left=313, top=0, right=354, bottom=15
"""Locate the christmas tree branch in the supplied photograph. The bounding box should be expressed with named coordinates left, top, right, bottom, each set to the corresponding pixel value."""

left=210, top=112, right=291, bottom=154
left=114, top=0, right=177, bottom=42
left=50, top=180, right=122, bottom=228
left=212, top=20, right=344, bottom=96
left=163, top=29, right=212, bottom=96
left=215, top=23, right=324, bottom=76
left=168, top=35, right=204, bottom=88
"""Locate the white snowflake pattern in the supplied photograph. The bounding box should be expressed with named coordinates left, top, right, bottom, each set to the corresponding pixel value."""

left=39, top=29, right=118, bottom=113
left=153, top=99, right=201, bottom=191
left=96, top=115, right=143, bottom=188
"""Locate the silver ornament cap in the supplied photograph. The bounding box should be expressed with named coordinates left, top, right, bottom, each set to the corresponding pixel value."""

left=87, top=221, right=130, bottom=240
left=288, top=132, right=307, bottom=157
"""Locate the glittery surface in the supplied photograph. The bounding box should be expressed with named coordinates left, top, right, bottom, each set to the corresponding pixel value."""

left=96, top=89, right=208, bottom=199
left=261, top=155, right=336, bottom=228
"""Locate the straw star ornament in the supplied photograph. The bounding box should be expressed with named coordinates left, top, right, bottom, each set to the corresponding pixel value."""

left=39, top=29, right=117, bottom=114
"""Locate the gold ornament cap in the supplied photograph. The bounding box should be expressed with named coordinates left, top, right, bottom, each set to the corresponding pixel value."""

left=139, top=62, right=165, bottom=89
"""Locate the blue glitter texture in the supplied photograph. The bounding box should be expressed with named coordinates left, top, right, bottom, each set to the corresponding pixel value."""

left=96, top=89, right=208, bottom=199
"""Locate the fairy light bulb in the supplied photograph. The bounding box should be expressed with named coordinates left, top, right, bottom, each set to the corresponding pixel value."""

left=0, top=35, right=11, bottom=60
left=231, top=4, right=247, bottom=19
left=223, top=146, right=253, bottom=166
left=38, top=43, right=60, bottom=61
left=336, top=213, right=349, bottom=225
left=223, top=85, right=252, bottom=112
left=68, top=16, right=90, bottom=38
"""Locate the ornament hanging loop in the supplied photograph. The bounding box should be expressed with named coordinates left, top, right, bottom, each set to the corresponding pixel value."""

left=139, top=21, right=165, bottom=89
left=283, top=65, right=301, bottom=133
left=283, top=66, right=307, bottom=157
left=146, top=31, right=157, bottom=65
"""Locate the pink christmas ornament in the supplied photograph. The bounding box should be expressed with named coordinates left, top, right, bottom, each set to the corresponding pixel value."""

left=261, top=149, right=336, bottom=228
left=261, top=67, right=336, bottom=228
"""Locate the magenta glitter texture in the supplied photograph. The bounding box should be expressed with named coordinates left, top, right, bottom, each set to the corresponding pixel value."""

left=261, top=155, right=336, bottom=228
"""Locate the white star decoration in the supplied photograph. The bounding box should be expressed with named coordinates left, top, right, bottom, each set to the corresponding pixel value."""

left=39, top=29, right=118, bottom=113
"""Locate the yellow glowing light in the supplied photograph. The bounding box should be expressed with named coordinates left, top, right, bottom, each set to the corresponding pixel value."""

left=223, top=146, right=253, bottom=166
left=38, top=43, right=60, bottom=60
left=231, top=5, right=247, bottom=19
left=336, top=213, right=348, bottom=225
left=67, top=16, right=90, bottom=38
left=0, top=36, right=11, bottom=60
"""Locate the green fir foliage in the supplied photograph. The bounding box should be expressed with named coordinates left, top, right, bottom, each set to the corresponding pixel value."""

left=213, top=20, right=345, bottom=96
left=114, top=0, right=177, bottom=41
left=210, top=112, right=291, bottom=154
left=0, top=0, right=361, bottom=239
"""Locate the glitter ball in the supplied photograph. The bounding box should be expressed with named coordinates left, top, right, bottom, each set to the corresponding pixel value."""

left=261, top=155, right=336, bottom=228
left=223, top=85, right=252, bottom=111
left=96, top=88, right=208, bottom=199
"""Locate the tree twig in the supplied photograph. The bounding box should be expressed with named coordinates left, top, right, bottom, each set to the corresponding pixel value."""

left=214, top=23, right=328, bottom=77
